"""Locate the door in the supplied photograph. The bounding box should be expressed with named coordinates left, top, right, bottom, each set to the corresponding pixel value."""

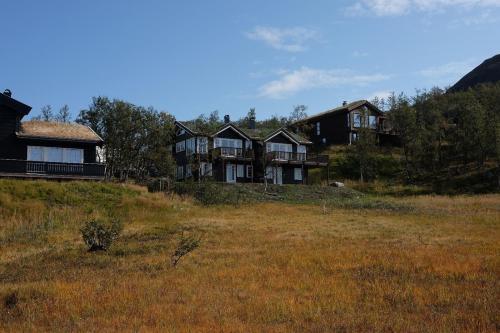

left=274, top=167, right=283, bottom=185
left=226, top=163, right=237, bottom=183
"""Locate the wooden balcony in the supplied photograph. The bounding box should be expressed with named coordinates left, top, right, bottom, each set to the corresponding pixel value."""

left=211, top=147, right=254, bottom=161
left=0, top=159, right=106, bottom=180
left=266, top=152, right=329, bottom=166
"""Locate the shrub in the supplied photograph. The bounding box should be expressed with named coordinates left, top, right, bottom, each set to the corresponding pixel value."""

left=171, top=233, right=201, bottom=267
left=80, top=219, right=122, bottom=252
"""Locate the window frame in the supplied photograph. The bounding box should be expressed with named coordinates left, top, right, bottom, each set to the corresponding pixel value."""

left=175, top=140, right=186, bottom=153
left=246, top=165, right=253, bottom=178
left=294, top=168, right=303, bottom=181
left=27, top=146, right=84, bottom=164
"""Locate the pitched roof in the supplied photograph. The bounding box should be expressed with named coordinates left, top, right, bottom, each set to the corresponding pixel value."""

left=264, top=127, right=312, bottom=145
left=0, top=91, right=32, bottom=116
left=212, top=122, right=252, bottom=141
left=175, top=121, right=200, bottom=135
left=17, top=121, right=103, bottom=143
left=291, top=100, right=383, bottom=125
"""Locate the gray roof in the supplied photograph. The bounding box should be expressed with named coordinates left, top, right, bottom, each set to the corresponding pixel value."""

left=291, top=100, right=383, bottom=125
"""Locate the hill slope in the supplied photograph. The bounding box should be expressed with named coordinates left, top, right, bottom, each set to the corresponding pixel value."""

left=449, top=54, right=500, bottom=92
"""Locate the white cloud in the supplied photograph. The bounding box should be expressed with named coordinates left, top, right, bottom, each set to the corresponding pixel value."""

left=246, top=26, right=319, bottom=52
left=418, top=60, right=476, bottom=79
left=258, top=67, right=390, bottom=99
left=346, top=0, right=500, bottom=16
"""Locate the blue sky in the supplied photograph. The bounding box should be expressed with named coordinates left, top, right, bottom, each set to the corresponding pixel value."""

left=1, top=0, right=499, bottom=121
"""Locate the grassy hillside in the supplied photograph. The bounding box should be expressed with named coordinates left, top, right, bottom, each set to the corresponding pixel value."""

left=1, top=180, right=499, bottom=332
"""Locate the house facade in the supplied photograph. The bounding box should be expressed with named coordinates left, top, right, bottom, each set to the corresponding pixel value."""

left=173, top=118, right=328, bottom=185
left=290, top=100, right=397, bottom=146
left=0, top=89, right=105, bottom=179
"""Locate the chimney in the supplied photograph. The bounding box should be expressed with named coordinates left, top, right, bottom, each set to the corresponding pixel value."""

left=3, top=89, right=12, bottom=97
left=224, top=115, right=230, bottom=124
left=248, top=115, right=256, bottom=129
left=342, top=101, right=348, bottom=106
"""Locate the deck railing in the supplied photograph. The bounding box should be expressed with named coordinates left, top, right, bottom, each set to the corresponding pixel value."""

left=212, top=147, right=254, bottom=159
left=266, top=151, right=328, bottom=164
left=0, top=159, right=106, bottom=178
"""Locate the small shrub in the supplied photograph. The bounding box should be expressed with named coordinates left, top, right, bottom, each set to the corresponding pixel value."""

left=171, top=233, right=201, bottom=267
left=80, top=219, right=122, bottom=252
left=3, top=292, right=18, bottom=309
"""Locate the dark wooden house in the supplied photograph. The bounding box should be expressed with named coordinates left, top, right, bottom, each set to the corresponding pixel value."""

left=0, top=89, right=105, bottom=179
left=172, top=117, right=328, bottom=185
left=290, top=100, right=397, bottom=146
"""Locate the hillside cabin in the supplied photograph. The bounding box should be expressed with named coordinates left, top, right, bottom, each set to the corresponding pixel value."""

left=290, top=100, right=398, bottom=146
left=0, top=89, right=105, bottom=179
left=173, top=117, right=328, bottom=185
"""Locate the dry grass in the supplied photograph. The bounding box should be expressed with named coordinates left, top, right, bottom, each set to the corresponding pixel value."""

left=0, top=180, right=499, bottom=332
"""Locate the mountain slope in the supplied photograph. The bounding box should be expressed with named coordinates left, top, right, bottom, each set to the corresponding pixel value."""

left=449, top=54, right=500, bottom=92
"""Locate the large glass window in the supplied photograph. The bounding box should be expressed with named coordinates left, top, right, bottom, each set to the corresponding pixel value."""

left=197, top=137, right=208, bottom=154
left=294, top=168, right=303, bottom=181
left=27, top=146, right=83, bottom=163
left=237, top=165, right=244, bottom=178
left=186, top=138, right=195, bottom=155
left=214, top=138, right=242, bottom=148
left=176, top=140, right=185, bottom=153
left=353, top=113, right=362, bottom=128
left=369, top=116, right=377, bottom=129
left=266, top=142, right=292, bottom=152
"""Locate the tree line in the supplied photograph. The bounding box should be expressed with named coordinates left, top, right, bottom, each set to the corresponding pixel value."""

left=345, top=83, right=499, bottom=190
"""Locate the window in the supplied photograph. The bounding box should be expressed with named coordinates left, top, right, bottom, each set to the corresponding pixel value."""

left=27, top=146, right=43, bottom=161
left=316, top=122, right=321, bottom=136
left=246, top=165, right=253, bottom=178
left=352, top=132, right=358, bottom=142
left=297, top=145, right=307, bottom=161
left=265, top=166, right=273, bottom=179
left=237, top=165, right=244, bottom=178
left=177, top=128, right=186, bottom=136
left=176, top=166, right=184, bottom=180
left=294, top=168, right=303, bottom=181
left=186, top=138, right=195, bottom=155
left=200, top=162, right=212, bottom=177
left=27, top=146, right=83, bottom=163
left=186, top=164, right=192, bottom=178
left=353, top=113, right=361, bottom=128
left=369, top=115, right=377, bottom=129
left=176, top=140, right=185, bottom=153
left=197, top=137, right=208, bottom=154
left=214, top=138, right=242, bottom=148
left=65, top=148, right=84, bottom=163
left=266, top=143, right=292, bottom=152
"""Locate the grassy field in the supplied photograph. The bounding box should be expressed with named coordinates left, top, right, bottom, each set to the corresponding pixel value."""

left=0, top=180, right=499, bottom=332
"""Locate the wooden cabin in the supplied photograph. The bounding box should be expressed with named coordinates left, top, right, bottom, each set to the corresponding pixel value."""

left=290, top=100, right=398, bottom=146
left=0, top=89, right=105, bottom=179
left=172, top=116, right=328, bottom=185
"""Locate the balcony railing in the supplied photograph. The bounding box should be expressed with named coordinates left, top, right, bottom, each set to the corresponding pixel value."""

left=212, top=147, right=254, bottom=159
left=266, top=151, right=328, bottom=164
left=0, top=159, right=106, bottom=178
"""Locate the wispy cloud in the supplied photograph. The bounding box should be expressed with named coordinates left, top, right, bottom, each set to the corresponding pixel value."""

left=417, top=59, right=477, bottom=85
left=246, top=26, right=319, bottom=52
left=346, top=0, right=500, bottom=16
left=258, top=67, right=390, bottom=99
left=418, top=60, right=476, bottom=79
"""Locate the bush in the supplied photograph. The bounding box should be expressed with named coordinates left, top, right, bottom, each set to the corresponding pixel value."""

left=80, top=219, right=122, bottom=252
left=174, top=182, right=242, bottom=205
left=171, top=233, right=201, bottom=267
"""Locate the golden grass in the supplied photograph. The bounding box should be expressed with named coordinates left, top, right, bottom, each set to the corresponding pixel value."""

left=0, top=181, right=499, bottom=332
